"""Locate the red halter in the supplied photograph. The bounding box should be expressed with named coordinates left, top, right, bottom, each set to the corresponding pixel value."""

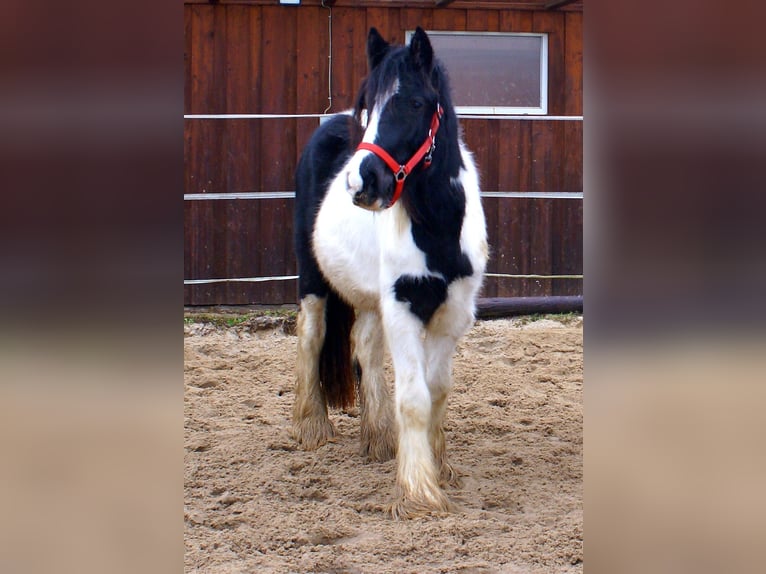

left=356, top=104, right=444, bottom=207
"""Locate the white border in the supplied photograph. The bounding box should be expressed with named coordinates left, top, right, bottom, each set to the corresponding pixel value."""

left=406, top=30, right=548, bottom=115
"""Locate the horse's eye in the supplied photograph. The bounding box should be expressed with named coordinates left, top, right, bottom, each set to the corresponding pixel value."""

left=411, top=98, right=423, bottom=109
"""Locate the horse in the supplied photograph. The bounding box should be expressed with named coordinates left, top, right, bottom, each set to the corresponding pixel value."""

left=291, top=27, right=488, bottom=519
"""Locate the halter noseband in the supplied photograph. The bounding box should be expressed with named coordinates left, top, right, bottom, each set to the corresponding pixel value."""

left=356, top=104, right=444, bottom=207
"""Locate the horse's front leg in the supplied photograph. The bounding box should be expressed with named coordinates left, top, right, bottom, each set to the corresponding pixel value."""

left=426, top=297, right=478, bottom=487
left=291, top=294, right=336, bottom=449
left=425, top=332, right=461, bottom=488
left=382, top=298, right=453, bottom=519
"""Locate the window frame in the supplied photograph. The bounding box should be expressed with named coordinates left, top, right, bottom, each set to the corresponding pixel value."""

left=406, top=30, right=549, bottom=116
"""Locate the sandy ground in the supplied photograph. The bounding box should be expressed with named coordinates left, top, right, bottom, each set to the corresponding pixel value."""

left=184, top=314, right=582, bottom=573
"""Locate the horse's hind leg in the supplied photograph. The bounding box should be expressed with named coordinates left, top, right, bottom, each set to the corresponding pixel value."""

left=352, top=310, right=396, bottom=462
left=291, top=294, right=336, bottom=449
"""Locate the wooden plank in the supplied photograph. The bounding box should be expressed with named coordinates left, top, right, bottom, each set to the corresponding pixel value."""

left=224, top=6, right=251, bottom=196
left=551, top=199, right=582, bottom=296
left=479, top=197, right=500, bottom=298
left=528, top=121, right=557, bottom=296
left=400, top=7, right=433, bottom=34
left=562, top=120, right=582, bottom=193
left=533, top=9, right=565, bottom=115
left=296, top=6, right=326, bottom=115
left=247, top=6, right=263, bottom=189
left=259, top=6, right=297, bottom=302
left=464, top=9, right=500, bottom=292
left=351, top=8, right=369, bottom=94
left=431, top=5, right=466, bottom=31
left=331, top=7, right=355, bottom=111
left=491, top=120, right=523, bottom=297
left=364, top=5, right=402, bottom=46
left=185, top=201, right=218, bottom=304
left=529, top=198, right=552, bottom=296
left=386, top=8, right=403, bottom=45
left=476, top=295, right=582, bottom=318
left=189, top=6, right=223, bottom=196
left=499, top=7, right=533, bottom=32
left=184, top=7, right=193, bottom=115
left=558, top=12, right=582, bottom=295
left=485, top=121, right=500, bottom=298
left=189, top=4, right=214, bottom=114
left=184, top=8, right=194, bottom=197
left=531, top=11, right=565, bottom=297
left=465, top=8, right=484, bottom=31
left=365, top=6, right=389, bottom=41
left=564, top=11, right=582, bottom=116
left=296, top=6, right=325, bottom=172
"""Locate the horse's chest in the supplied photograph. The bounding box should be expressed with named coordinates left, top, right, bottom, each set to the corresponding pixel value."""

left=380, top=213, right=470, bottom=325
left=313, top=182, right=382, bottom=309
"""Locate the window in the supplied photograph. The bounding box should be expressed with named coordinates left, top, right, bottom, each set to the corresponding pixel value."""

left=408, top=31, right=548, bottom=115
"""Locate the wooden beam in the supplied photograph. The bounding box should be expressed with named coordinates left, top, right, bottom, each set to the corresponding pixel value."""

left=545, top=0, right=580, bottom=9
left=476, top=297, right=583, bottom=318
left=435, top=0, right=458, bottom=6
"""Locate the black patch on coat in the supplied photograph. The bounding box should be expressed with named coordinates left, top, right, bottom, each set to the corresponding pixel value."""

left=393, top=275, right=448, bottom=325
left=408, top=177, right=473, bottom=284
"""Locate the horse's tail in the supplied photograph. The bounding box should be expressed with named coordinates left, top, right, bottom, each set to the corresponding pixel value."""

left=319, top=289, right=357, bottom=410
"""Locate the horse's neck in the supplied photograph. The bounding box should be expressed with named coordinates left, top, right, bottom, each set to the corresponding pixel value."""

left=403, top=126, right=462, bottom=229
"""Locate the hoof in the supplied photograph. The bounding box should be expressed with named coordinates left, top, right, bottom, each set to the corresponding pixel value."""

left=360, top=425, right=397, bottom=462
left=291, top=416, right=336, bottom=450
left=387, top=484, right=457, bottom=520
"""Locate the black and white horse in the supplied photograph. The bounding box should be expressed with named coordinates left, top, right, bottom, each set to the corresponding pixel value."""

left=292, top=27, right=488, bottom=518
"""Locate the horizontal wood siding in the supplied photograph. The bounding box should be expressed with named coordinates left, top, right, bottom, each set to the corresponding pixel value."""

left=184, top=3, right=582, bottom=305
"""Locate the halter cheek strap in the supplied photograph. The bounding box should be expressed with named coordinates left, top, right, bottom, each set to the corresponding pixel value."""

left=356, top=104, right=444, bottom=207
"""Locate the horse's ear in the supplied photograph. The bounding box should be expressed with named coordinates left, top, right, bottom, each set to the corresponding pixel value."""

left=409, top=27, right=434, bottom=74
left=367, top=27, right=389, bottom=70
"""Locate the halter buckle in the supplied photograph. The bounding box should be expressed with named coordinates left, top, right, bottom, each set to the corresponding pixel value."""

left=394, top=166, right=407, bottom=182
left=424, top=140, right=436, bottom=167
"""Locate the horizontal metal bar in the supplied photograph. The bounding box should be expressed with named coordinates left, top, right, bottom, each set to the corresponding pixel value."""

left=184, top=276, right=298, bottom=285
left=184, top=113, right=327, bottom=119
left=184, top=273, right=582, bottom=285
left=481, top=191, right=582, bottom=199
left=458, top=115, right=582, bottom=121
left=485, top=273, right=583, bottom=280
left=184, top=192, right=295, bottom=200
left=184, top=191, right=583, bottom=201
left=183, top=113, right=582, bottom=121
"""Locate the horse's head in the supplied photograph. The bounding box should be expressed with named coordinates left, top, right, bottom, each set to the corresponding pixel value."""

left=345, top=27, right=442, bottom=211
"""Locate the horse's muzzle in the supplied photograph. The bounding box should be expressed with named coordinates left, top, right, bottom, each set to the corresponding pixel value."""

left=351, top=156, right=394, bottom=211
left=352, top=189, right=386, bottom=211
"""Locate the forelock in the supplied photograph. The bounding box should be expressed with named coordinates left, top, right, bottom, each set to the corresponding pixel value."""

left=365, top=47, right=407, bottom=110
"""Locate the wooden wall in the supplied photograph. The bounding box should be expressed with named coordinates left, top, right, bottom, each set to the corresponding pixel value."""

left=184, top=1, right=583, bottom=305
